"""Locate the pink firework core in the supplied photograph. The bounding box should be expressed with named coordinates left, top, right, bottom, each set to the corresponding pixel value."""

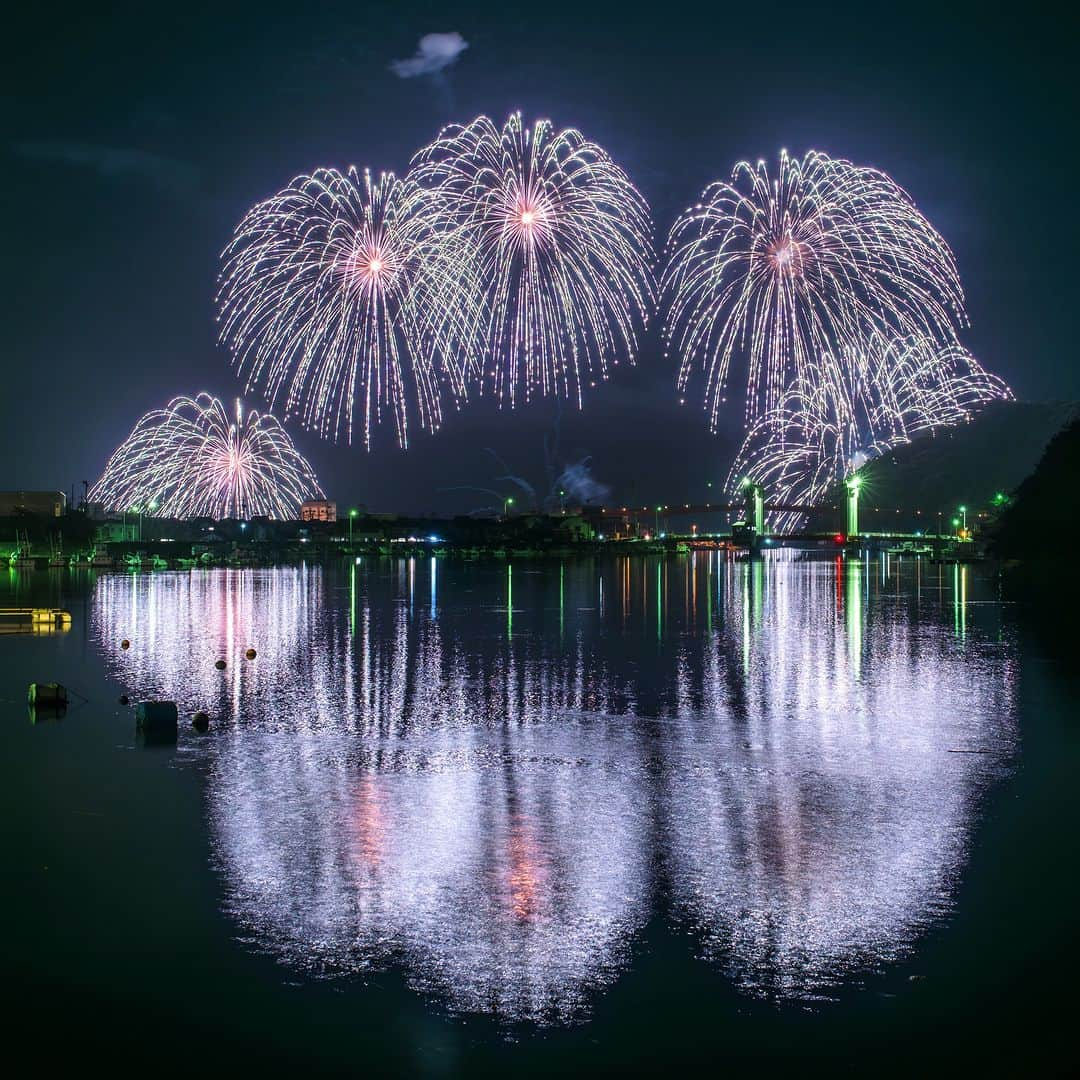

left=767, top=236, right=806, bottom=276
left=341, top=240, right=392, bottom=286
left=509, top=189, right=553, bottom=247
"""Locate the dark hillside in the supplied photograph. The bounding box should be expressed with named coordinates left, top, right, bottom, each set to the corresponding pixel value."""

left=807, top=401, right=1078, bottom=534
left=991, top=417, right=1080, bottom=561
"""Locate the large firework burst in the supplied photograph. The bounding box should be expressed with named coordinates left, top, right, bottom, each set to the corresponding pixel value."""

left=88, top=394, right=323, bottom=519
left=727, top=335, right=1013, bottom=530
left=218, top=168, right=480, bottom=448
left=662, top=150, right=968, bottom=430
left=411, top=113, right=655, bottom=408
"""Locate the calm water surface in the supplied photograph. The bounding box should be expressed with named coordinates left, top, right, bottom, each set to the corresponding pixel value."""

left=4, top=554, right=1076, bottom=1074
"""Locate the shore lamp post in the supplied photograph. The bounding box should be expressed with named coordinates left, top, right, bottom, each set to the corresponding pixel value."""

left=504, top=496, right=515, bottom=518
left=349, top=507, right=357, bottom=547
left=958, top=505, right=967, bottom=532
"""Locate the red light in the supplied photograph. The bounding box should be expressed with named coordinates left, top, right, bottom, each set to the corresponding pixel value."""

left=834, top=534, right=845, bottom=544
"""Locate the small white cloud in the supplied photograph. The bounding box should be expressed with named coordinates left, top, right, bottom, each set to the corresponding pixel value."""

left=390, top=32, right=468, bottom=78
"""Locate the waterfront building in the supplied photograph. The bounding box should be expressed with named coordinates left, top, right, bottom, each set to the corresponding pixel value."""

left=300, top=499, right=337, bottom=523
left=0, top=490, right=66, bottom=517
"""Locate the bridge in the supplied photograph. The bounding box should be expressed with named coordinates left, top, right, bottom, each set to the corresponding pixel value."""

left=581, top=478, right=857, bottom=535
left=580, top=477, right=965, bottom=554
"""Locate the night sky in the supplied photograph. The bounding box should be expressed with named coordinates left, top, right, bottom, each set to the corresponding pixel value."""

left=5, top=1, right=1075, bottom=514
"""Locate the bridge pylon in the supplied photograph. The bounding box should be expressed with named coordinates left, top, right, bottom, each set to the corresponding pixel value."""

left=741, top=477, right=765, bottom=536
left=844, top=474, right=862, bottom=538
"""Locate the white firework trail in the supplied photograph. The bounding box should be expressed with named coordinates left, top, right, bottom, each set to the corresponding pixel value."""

left=88, top=394, right=323, bottom=519
left=218, top=168, right=482, bottom=448
left=411, top=112, right=656, bottom=408
left=663, top=149, right=968, bottom=430
left=727, top=334, right=1013, bottom=531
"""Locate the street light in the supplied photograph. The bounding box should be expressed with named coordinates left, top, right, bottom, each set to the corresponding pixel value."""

left=504, top=496, right=515, bottom=517
left=655, top=505, right=662, bottom=536
left=349, top=507, right=358, bottom=547
left=958, top=505, right=967, bottom=531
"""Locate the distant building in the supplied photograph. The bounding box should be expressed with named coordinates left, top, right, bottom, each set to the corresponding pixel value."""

left=0, top=490, right=67, bottom=517
left=95, top=521, right=138, bottom=543
left=300, top=499, right=337, bottom=523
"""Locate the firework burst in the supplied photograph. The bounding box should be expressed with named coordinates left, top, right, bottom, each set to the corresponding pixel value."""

left=218, top=168, right=480, bottom=448
left=411, top=112, right=655, bottom=408
left=727, top=334, right=1013, bottom=530
left=662, top=149, right=968, bottom=430
left=88, top=394, right=324, bottom=519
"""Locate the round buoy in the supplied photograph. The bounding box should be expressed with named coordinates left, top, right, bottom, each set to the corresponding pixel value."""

left=192, top=711, right=210, bottom=732
left=121, top=639, right=130, bottom=650
left=118, top=694, right=129, bottom=706
left=215, top=659, right=226, bottom=670
left=245, top=648, right=257, bottom=660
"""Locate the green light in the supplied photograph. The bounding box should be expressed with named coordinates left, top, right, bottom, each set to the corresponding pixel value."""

left=952, top=517, right=961, bottom=527
left=958, top=505, right=966, bottom=513
left=656, top=560, right=662, bottom=641
left=350, top=508, right=358, bottom=518
left=559, top=563, right=564, bottom=644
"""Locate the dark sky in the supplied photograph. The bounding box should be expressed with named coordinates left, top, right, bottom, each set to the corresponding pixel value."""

left=4, top=0, right=1076, bottom=514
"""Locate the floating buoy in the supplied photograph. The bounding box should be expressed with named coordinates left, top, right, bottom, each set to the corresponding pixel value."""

left=135, top=700, right=178, bottom=743
left=119, top=694, right=129, bottom=706
left=28, top=683, right=69, bottom=721
left=28, top=682, right=68, bottom=706
left=192, top=711, right=210, bottom=732
left=245, top=648, right=257, bottom=660
left=215, top=659, right=226, bottom=670
left=121, top=639, right=130, bottom=650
